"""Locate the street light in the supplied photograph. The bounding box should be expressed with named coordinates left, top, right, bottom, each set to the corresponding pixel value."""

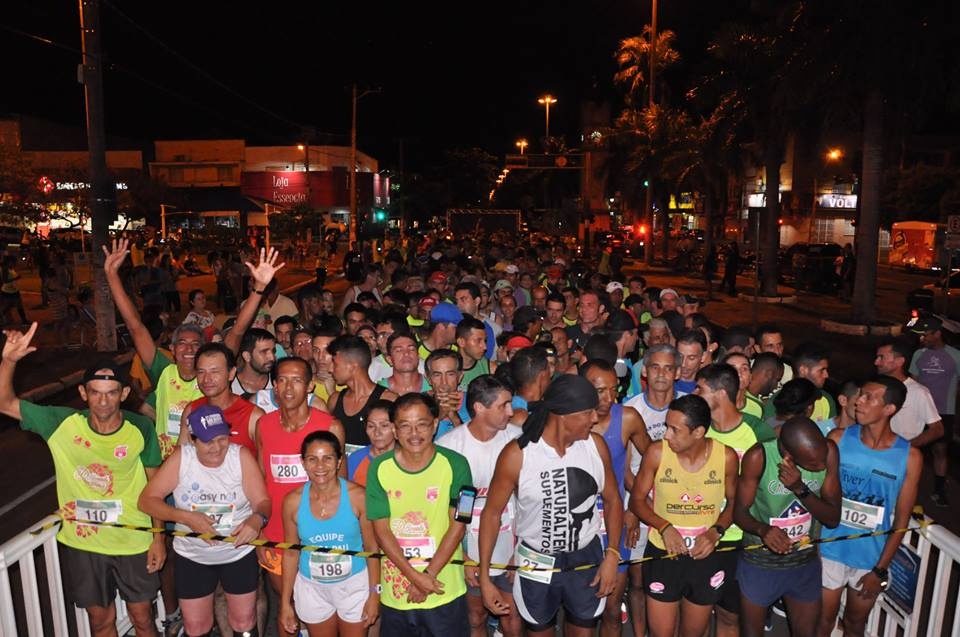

left=538, top=95, right=557, bottom=149
left=809, top=147, right=846, bottom=241
left=827, top=148, right=843, bottom=161
left=515, top=139, right=529, bottom=155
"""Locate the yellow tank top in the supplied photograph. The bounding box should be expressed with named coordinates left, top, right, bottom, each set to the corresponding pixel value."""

left=650, top=439, right=726, bottom=550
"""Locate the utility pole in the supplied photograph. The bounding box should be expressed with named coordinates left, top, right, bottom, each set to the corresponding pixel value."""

left=643, top=0, right=658, bottom=265
left=79, top=0, right=117, bottom=351
left=350, top=84, right=358, bottom=247
left=349, top=85, right=381, bottom=248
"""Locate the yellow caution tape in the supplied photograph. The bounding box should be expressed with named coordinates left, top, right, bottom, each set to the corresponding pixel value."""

left=29, top=507, right=931, bottom=574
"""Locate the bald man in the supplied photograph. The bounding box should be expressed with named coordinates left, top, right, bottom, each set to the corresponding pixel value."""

left=733, top=417, right=841, bottom=637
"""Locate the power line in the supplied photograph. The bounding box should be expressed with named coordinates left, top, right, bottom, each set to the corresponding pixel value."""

left=101, top=0, right=343, bottom=140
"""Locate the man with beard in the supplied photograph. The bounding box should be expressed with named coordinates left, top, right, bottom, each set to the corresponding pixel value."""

left=232, top=328, right=277, bottom=397
left=457, top=317, right=494, bottom=391
left=580, top=360, right=652, bottom=637
left=479, top=374, right=623, bottom=637
left=255, top=356, right=345, bottom=635
left=273, top=315, right=296, bottom=357
left=543, top=292, right=568, bottom=332
left=328, top=335, right=398, bottom=452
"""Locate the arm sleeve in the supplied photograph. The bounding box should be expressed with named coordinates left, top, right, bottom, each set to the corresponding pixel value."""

left=365, top=455, right=391, bottom=520
left=145, top=350, right=173, bottom=386
left=19, top=401, right=76, bottom=440
left=124, top=410, right=162, bottom=468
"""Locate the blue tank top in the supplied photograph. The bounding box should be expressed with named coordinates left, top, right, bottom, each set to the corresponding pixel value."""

left=297, top=478, right=366, bottom=583
left=602, top=404, right=626, bottom=499
left=820, top=426, right=909, bottom=569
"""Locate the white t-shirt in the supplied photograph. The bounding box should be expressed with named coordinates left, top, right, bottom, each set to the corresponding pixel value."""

left=891, top=377, right=939, bottom=441
left=437, top=424, right=521, bottom=574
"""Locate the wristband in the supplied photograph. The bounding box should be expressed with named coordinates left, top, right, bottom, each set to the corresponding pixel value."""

left=604, top=547, right=621, bottom=559
left=255, top=512, right=269, bottom=528
left=252, top=288, right=265, bottom=295
left=658, top=521, right=673, bottom=535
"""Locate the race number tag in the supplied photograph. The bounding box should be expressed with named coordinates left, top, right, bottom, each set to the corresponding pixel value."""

left=841, top=498, right=884, bottom=531
left=308, top=552, right=352, bottom=582
left=397, top=537, right=436, bottom=564
left=75, top=499, right=122, bottom=525
left=166, top=407, right=184, bottom=437
left=191, top=503, right=235, bottom=535
left=516, top=543, right=556, bottom=584
left=769, top=511, right=813, bottom=545
left=270, top=454, right=307, bottom=484
left=674, top=526, right=707, bottom=551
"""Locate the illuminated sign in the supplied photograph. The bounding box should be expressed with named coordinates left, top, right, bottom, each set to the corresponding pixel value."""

left=817, top=194, right=858, bottom=209
left=56, top=181, right=128, bottom=191
left=669, top=193, right=696, bottom=210
left=747, top=192, right=782, bottom=207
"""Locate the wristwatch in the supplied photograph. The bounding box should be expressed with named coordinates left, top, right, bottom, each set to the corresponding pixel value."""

left=255, top=512, right=269, bottom=529
left=711, top=523, right=726, bottom=537
left=872, top=566, right=889, bottom=590
left=369, top=584, right=383, bottom=594
left=795, top=484, right=812, bottom=499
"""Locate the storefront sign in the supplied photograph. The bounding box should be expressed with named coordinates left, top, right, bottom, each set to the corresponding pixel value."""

left=242, top=172, right=308, bottom=205
left=817, top=194, right=857, bottom=209
left=54, top=181, right=128, bottom=191
left=747, top=192, right=782, bottom=207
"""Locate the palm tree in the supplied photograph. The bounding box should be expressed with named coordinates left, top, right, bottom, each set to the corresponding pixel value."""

left=614, top=26, right=681, bottom=263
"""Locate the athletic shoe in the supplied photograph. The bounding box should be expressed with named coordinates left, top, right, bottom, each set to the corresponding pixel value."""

left=771, top=599, right=787, bottom=618
left=162, top=608, right=183, bottom=637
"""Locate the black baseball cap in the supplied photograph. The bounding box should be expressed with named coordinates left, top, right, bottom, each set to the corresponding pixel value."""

left=81, top=361, right=129, bottom=387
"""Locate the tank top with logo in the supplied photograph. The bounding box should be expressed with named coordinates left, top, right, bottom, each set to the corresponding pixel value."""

left=173, top=444, right=254, bottom=565
left=820, top=425, right=909, bottom=569
left=516, top=434, right=605, bottom=554
left=742, top=439, right=826, bottom=568
left=649, top=439, right=725, bottom=551
left=297, top=478, right=366, bottom=584
left=258, top=407, right=336, bottom=542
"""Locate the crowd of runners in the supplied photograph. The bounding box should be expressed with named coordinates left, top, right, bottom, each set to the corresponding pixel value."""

left=1, top=231, right=952, bottom=637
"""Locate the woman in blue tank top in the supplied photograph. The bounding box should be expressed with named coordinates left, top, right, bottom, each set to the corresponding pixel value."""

left=279, top=431, right=380, bottom=636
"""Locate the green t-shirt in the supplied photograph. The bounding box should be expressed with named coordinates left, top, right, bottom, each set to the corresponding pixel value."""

left=20, top=401, right=161, bottom=555
left=145, top=350, right=202, bottom=458
left=706, top=414, right=776, bottom=542
left=742, top=392, right=764, bottom=421
left=366, top=447, right=472, bottom=610
left=743, top=439, right=825, bottom=568
left=459, top=357, right=490, bottom=392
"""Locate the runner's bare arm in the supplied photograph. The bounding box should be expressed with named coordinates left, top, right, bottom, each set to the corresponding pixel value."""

left=326, top=390, right=341, bottom=414
left=224, top=247, right=286, bottom=354
left=426, top=506, right=467, bottom=580
left=0, top=322, right=38, bottom=420
left=329, top=419, right=346, bottom=452
left=254, top=417, right=266, bottom=476
left=279, top=488, right=303, bottom=635
left=234, top=446, right=271, bottom=545
left=372, top=518, right=444, bottom=595
left=909, top=418, right=943, bottom=448
left=247, top=407, right=264, bottom=452
left=877, top=446, right=923, bottom=571
left=733, top=445, right=791, bottom=554
left=102, top=238, right=156, bottom=366
left=795, top=438, right=842, bottom=528
left=478, top=441, right=521, bottom=615
left=591, top=432, right=624, bottom=597
left=178, top=403, right=194, bottom=447
left=627, top=441, right=661, bottom=526
left=716, top=446, right=739, bottom=533
left=349, top=483, right=381, bottom=627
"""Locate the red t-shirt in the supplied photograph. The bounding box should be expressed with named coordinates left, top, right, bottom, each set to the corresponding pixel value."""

left=189, top=395, right=257, bottom=454
left=257, top=407, right=335, bottom=541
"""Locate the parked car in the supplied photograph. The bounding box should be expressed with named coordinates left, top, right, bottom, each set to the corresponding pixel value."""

left=779, top=242, right=844, bottom=291
left=906, top=270, right=960, bottom=316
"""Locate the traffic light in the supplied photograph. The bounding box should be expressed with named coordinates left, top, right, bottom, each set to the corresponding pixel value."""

left=643, top=179, right=650, bottom=188
left=374, top=210, right=386, bottom=222
left=638, top=224, right=648, bottom=236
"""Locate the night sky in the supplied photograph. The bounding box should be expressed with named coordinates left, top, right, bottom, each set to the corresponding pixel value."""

left=2, top=1, right=738, bottom=169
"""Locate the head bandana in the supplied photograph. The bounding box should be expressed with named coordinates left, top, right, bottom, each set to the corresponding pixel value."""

left=518, top=374, right=599, bottom=447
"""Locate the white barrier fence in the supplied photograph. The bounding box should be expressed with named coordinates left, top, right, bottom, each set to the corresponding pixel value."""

left=0, top=515, right=957, bottom=636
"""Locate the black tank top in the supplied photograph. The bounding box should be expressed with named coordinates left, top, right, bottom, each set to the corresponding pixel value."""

left=332, top=384, right=387, bottom=446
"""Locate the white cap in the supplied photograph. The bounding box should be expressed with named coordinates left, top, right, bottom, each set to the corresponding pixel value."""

left=505, top=264, right=519, bottom=274
left=660, top=288, right=680, bottom=299
left=605, top=281, right=625, bottom=293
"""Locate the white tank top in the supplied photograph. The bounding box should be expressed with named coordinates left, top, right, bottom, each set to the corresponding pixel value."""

left=173, top=444, right=255, bottom=564
left=515, top=434, right=605, bottom=554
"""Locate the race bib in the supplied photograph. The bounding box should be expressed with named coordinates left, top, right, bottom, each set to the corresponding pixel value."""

left=516, top=543, right=556, bottom=584
left=191, top=503, right=235, bottom=535
left=397, top=536, right=436, bottom=564
left=270, top=454, right=307, bottom=484
left=167, top=407, right=184, bottom=437
left=769, top=511, right=813, bottom=546
left=841, top=498, right=884, bottom=531
left=673, top=526, right=707, bottom=551
left=308, top=552, right=352, bottom=582
left=75, top=499, right=122, bottom=525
